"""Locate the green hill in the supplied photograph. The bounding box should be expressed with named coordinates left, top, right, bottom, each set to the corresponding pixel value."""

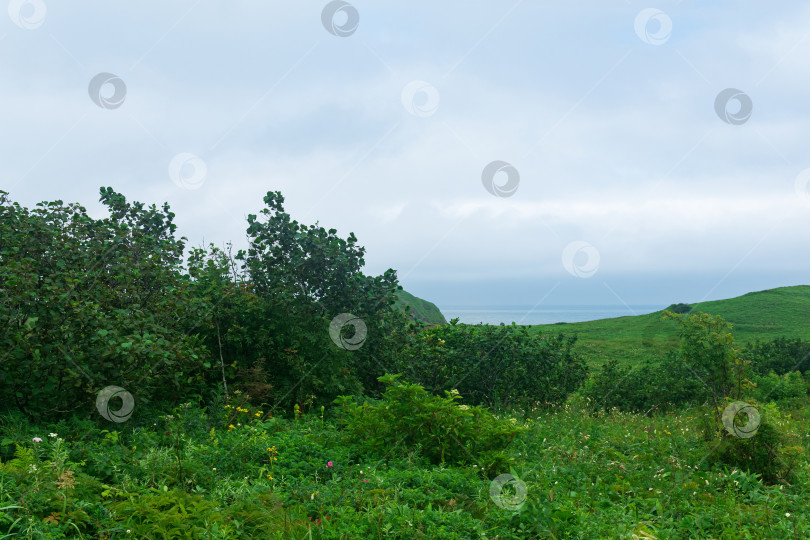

left=528, top=285, right=810, bottom=367
left=394, top=289, right=447, bottom=325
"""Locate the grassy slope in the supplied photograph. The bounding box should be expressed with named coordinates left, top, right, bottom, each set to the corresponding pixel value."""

left=528, top=285, right=810, bottom=367
left=394, top=289, right=448, bottom=325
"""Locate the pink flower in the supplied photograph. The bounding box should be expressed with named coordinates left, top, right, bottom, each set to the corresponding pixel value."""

left=363, top=478, right=369, bottom=482
left=32, top=437, right=42, bottom=443
left=326, top=461, right=333, bottom=468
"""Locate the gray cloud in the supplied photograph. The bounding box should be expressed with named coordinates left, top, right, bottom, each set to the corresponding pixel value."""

left=3, top=1, right=810, bottom=309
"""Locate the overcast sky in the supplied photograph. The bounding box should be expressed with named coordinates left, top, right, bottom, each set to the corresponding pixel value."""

left=3, top=1, right=810, bottom=310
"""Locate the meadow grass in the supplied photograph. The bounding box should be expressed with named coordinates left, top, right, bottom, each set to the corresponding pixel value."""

left=529, top=285, right=810, bottom=367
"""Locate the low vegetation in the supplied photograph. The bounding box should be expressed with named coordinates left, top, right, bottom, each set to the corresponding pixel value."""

left=1, top=189, right=808, bottom=538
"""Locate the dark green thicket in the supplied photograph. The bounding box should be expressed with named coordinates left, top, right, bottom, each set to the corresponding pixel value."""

left=0, top=189, right=407, bottom=419
left=1, top=189, right=572, bottom=421
left=0, top=189, right=209, bottom=418
left=188, top=190, right=408, bottom=412
left=391, top=320, right=588, bottom=411
left=744, top=336, right=810, bottom=376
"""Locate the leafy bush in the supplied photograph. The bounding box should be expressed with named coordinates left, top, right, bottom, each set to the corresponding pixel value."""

left=0, top=189, right=211, bottom=418
left=234, top=190, right=410, bottom=404
left=583, top=351, right=714, bottom=413
left=745, top=337, right=810, bottom=376
left=750, top=371, right=807, bottom=403
left=581, top=358, right=650, bottom=412
left=336, top=374, right=526, bottom=474
left=0, top=188, right=416, bottom=421
left=666, top=312, right=804, bottom=481
left=395, top=321, right=588, bottom=410
left=582, top=358, right=659, bottom=412
left=700, top=400, right=804, bottom=483
left=665, top=311, right=749, bottom=408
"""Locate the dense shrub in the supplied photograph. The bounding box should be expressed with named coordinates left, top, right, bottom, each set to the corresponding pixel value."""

left=745, top=337, right=810, bottom=376
left=666, top=311, right=749, bottom=407
left=750, top=371, right=807, bottom=403
left=109, top=488, right=231, bottom=537
left=232, top=191, right=411, bottom=405
left=0, top=189, right=211, bottom=418
left=335, top=374, right=526, bottom=474
left=395, top=321, right=588, bottom=410
left=700, top=400, right=804, bottom=483
left=581, top=358, right=653, bottom=412
left=584, top=312, right=806, bottom=483
left=588, top=315, right=810, bottom=420
left=591, top=357, right=700, bottom=412
left=583, top=352, right=715, bottom=413
left=0, top=189, right=413, bottom=421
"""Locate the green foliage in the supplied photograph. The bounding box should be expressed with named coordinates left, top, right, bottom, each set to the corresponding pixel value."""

left=240, top=191, right=392, bottom=320
left=0, top=445, right=34, bottom=475
left=336, top=374, right=526, bottom=473
left=660, top=312, right=804, bottom=484
left=4, top=186, right=810, bottom=537
left=110, top=487, right=270, bottom=537
left=745, top=336, right=810, bottom=376
left=664, top=310, right=748, bottom=407
left=0, top=398, right=808, bottom=538
left=110, top=489, right=233, bottom=538
left=189, top=190, right=412, bottom=411
left=0, top=188, right=417, bottom=420
left=583, top=351, right=712, bottom=413
left=396, top=321, right=587, bottom=410
left=650, top=313, right=807, bottom=483
left=0, top=189, right=210, bottom=418
left=582, top=358, right=657, bottom=412
left=750, top=371, right=807, bottom=403
left=700, top=400, right=804, bottom=483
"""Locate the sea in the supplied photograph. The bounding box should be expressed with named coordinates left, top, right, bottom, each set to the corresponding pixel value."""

left=439, top=305, right=665, bottom=326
